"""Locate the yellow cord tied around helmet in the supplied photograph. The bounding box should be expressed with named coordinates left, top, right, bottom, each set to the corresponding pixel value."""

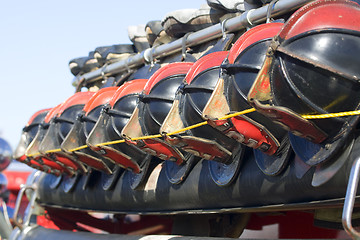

left=26, top=107, right=360, bottom=157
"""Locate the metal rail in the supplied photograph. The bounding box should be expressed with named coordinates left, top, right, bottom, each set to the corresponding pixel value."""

left=10, top=226, right=236, bottom=240
left=75, top=0, right=314, bottom=86
left=342, top=156, right=360, bottom=240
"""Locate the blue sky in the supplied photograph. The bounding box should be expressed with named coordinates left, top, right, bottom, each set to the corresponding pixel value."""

left=0, top=0, right=204, bottom=150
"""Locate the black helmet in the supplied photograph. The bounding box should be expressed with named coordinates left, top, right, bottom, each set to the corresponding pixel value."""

left=248, top=0, right=360, bottom=165
left=162, top=51, right=239, bottom=164
left=87, top=80, right=149, bottom=174
left=161, top=51, right=248, bottom=185
left=26, top=104, right=75, bottom=176
left=87, top=79, right=156, bottom=189
left=39, top=92, right=95, bottom=175
left=202, top=23, right=294, bottom=176
left=14, top=108, right=50, bottom=171
left=204, top=22, right=285, bottom=156
left=122, top=63, right=198, bottom=184
left=61, top=88, right=118, bottom=175
left=122, top=62, right=193, bottom=164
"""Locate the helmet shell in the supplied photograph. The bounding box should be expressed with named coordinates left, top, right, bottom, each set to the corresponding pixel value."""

left=140, top=62, right=193, bottom=135
left=263, top=0, right=360, bottom=141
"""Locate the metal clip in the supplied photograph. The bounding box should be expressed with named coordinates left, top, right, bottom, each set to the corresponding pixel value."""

left=144, top=48, right=155, bottom=67
left=101, top=63, right=108, bottom=82
left=221, top=19, right=229, bottom=40
left=246, top=9, right=255, bottom=29
left=181, top=32, right=192, bottom=61
left=266, top=0, right=280, bottom=23
left=125, top=57, right=131, bottom=73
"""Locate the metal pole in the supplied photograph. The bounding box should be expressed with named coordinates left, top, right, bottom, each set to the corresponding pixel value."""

left=342, top=156, right=360, bottom=239
left=13, top=226, right=237, bottom=240
left=76, top=0, right=313, bottom=85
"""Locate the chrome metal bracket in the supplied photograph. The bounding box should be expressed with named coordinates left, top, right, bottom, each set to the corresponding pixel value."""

left=13, top=171, right=42, bottom=230
left=342, top=156, right=360, bottom=239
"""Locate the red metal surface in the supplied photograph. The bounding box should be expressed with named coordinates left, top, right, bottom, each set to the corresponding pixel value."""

left=279, top=0, right=360, bottom=40
left=144, top=62, right=193, bottom=94
left=185, top=51, right=228, bottom=84
left=109, top=79, right=148, bottom=107
left=42, top=207, right=173, bottom=235
left=228, top=23, right=283, bottom=64
left=83, top=87, right=118, bottom=115
left=26, top=108, right=51, bottom=126
left=44, top=104, right=62, bottom=123
left=57, top=91, right=95, bottom=116
left=246, top=211, right=346, bottom=239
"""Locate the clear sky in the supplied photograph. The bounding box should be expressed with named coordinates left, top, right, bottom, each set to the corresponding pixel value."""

left=0, top=0, right=205, bottom=151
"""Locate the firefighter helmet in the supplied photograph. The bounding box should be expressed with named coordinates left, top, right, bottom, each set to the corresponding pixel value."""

left=161, top=51, right=245, bottom=186
left=248, top=0, right=360, bottom=166
left=122, top=62, right=198, bottom=185
left=61, top=87, right=119, bottom=175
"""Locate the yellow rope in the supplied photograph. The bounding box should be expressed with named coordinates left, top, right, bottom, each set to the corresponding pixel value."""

left=95, top=139, right=125, bottom=147
left=301, top=110, right=360, bottom=119
left=131, top=134, right=162, bottom=141
left=34, top=108, right=360, bottom=155
left=218, top=108, right=256, bottom=120
left=68, top=145, right=88, bottom=152
left=45, top=148, right=62, bottom=154
left=26, top=152, right=41, bottom=158
left=167, top=121, right=207, bottom=136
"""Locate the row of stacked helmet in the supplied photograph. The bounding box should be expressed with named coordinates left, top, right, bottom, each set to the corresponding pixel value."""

left=14, top=0, right=360, bottom=190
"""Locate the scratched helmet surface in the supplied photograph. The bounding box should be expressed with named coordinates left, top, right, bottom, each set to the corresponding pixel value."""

left=223, top=22, right=285, bottom=155
left=87, top=79, right=150, bottom=175
left=140, top=62, right=193, bottom=135
left=38, top=92, right=95, bottom=172
left=249, top=0, right=360, bottom=143
left=180, top=51, right=238, bottom=155
left=60, top=88, right=119, bottom=175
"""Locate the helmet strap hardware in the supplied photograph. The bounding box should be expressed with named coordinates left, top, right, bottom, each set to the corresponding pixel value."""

left=181, top=32, right=192, bottom=61
left=220, top=19, right=229, bottom=40
left=266, top=0, right=280, bottom=23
